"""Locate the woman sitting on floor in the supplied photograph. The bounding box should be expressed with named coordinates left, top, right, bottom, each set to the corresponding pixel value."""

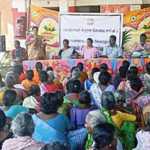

left=60, top=80, right=81, bottom=115
left=2, top=90, right=28, bottom=120
left=91, top=123, right=123, bottom=150
left=84, top=67, right=99, bottom=91
left=23, top=85, right=41, bottom=113
left=2, top=112, right=44, bottom=150
left=0, top=109, right=12, bottom=149
left=32, top=92, right=70, bottom=144
left=101, top=91, right=136, bottom=150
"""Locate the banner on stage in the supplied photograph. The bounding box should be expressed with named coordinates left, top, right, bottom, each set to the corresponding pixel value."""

left=123, top=7, right=150, bottom=51
left=30, top=5, right=59, bottom=55
left=60, top=13, right=123, bottom=49
left=23, top=58, right=147, bottom=81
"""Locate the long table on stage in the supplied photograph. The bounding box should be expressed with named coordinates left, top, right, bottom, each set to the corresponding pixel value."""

left=23, top=58, right=150, bottom=81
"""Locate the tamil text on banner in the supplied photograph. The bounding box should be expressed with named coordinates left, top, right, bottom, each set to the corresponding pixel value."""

left=60, top=13, right=123, bottom=49
left=30, top=5, right=59, bottom=57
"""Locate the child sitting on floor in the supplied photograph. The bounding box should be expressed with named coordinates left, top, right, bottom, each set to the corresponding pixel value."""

left=22, top=70, right=37, bottom=92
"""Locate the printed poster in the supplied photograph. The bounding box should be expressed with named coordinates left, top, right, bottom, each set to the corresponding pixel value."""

left=30, top=5, right=59, bottom=57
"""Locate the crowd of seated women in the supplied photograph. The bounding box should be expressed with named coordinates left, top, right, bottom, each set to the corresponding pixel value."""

left=0, top=60, right=150, bottom=150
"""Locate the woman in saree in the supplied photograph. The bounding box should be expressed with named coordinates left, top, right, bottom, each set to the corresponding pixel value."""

left=58, top=39, right=75, bottom=59
left=85, top=110, right=107, bottom=150
left=0, top=72, right=27, bottom=103
left=2, top=112, right=44, bottom=150
left=0, top=109, right=12, bottom=149
left=26, top=26, right=46, bottom=60
left=77, top=38, right=100, bottom=59
left=92, top=123, right=123, bottom=150
left=60, top=79, right=81, bottom=115
left=84, top=67, right=99, bottom=91
left=3, top=90, right=28, bottom=120
left=63, top=66, right=81, bottom=91
left=118, top=66, right=139, bottom=92
left=100, top=91, right=137, bottom=150
left=32, top=92, right=70, bottom=144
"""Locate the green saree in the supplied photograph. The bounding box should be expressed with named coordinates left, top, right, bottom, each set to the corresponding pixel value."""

left=101, top=108, right=136, bottom=150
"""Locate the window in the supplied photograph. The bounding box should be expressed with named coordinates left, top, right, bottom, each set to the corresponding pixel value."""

left=76, top=6, right=100, bottom=13
left=44, top=7, right=59, bottom=11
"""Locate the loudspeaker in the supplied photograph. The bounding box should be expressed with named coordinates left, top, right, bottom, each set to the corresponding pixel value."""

left=0, top=35, right=6, bottom=52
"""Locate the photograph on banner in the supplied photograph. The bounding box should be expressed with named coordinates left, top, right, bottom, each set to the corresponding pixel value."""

left=60, top=13, right=123, bottom=52
left=29, top=5, right=59, bottom=57
left=123, top=7, right=150, bottom=52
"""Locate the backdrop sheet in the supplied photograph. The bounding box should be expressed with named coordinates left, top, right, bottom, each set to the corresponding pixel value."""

left=23, top=58, right=149, bottom=81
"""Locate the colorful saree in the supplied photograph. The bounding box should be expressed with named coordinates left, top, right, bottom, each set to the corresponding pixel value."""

left=101, top=108, right=136, bottom=150
left=27, top=35, right=46, bottom=60
left=85, top=134, right=93, bottom=150
left=59, top=93, right=80, bottom=115
left=32, top=114, right=67, bottom=144
left=68, top=128, right=87, bottom=150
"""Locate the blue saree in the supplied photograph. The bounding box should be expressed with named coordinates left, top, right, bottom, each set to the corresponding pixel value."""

left=32, top=114, right=67, bottom=144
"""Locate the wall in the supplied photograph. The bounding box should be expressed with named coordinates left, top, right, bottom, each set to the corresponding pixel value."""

left=12, top=0, right=27, bottom=47
left=31, top=0, right=59, bottom=7
left=0, top=0, right=26, bottom=50
left=31, top=0, right=150, bottom=8
left=31, top=0, right=149, bottom=14
left=74, top=0, right=143, bottom=6
left=0, top=0, right=13, bottom=50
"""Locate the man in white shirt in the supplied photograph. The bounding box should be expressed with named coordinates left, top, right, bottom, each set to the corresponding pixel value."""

left=102, top=35, right=122, bottom=58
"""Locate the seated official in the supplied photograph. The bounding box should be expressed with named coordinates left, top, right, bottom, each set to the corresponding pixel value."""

left=132, top=33, right=150, bottom=58
left=133, top=33, right=150, bottom=52
left=12, top=40, right=27, bottom=64
left=77, top=38, right=100, bottom=59
left=102, top=35, right=122, bottom=58
left=58, top=39, right=75, bottom=59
